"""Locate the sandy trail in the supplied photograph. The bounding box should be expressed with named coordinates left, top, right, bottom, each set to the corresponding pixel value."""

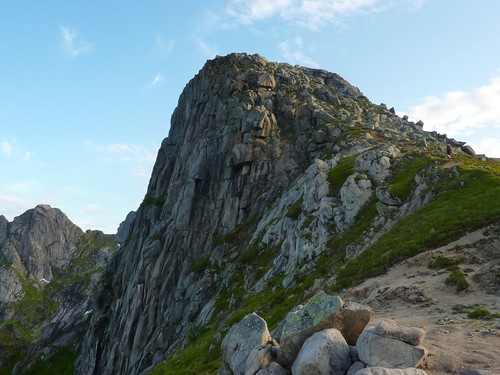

left=343, top=226, right=500, bottom=374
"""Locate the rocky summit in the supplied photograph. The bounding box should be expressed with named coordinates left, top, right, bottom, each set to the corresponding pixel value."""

left=2, top=53, right=500, bottom=374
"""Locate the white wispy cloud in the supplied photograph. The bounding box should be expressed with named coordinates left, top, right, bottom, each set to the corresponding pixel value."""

left=278, top=37, right=319, bottom=67
left=84, top=141, right=157, bottom=176
left=191, top=35, right=219, bottom=58
left=224, top=0, right=424, bottom=30
left=1, top=138, right=33, bottom=160
left=402, top=71, right=500, bottom=157
left=60, top=25, right=93, bottom=58
left=156, top=35, right=175, bottom=57
left=148, top=73, right=165, bottom=88
left=1, top=141, right=13, bottom=156
left=83, top=204, right=103, bottom=214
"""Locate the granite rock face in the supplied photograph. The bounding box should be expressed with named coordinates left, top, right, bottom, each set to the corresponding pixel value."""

left=74, top=53, right=455, bottom=374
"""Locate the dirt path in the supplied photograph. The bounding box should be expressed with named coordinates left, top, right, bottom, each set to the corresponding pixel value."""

left=343, top=226, right=500, bottom=374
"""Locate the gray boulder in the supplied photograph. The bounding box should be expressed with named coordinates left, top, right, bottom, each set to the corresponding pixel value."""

left=347, top=361, right=366, bottom=375
left=356, top=329, right=427, bottom=369
left=255, top=362, right=289, bottom=375
left=277, top=291, right=343, bottom=366
left=220, top=313, right=272, bottom=375
left=354, top=367, right=427, bottom=375
left=460, top=145, right=476, bottom=156
left=291, top=328, right=351, bottom=375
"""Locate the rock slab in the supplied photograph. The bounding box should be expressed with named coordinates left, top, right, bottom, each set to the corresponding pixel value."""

left=291, top=328, right=351, bottom=375
left=356, top=328, right=427, bottom=369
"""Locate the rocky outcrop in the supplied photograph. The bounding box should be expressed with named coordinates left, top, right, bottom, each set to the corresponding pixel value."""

left=0, top=205, right=83, bottom=305
left=115, top=211, right=137, bottom=243
left=219, top=292, right=427, bottom=375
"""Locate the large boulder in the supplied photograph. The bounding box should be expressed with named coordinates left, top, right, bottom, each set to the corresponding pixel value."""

left=291, top=328, right=351, bottom=375
left=356, top=327, right=427, bottom=369
left=276, top=292, right=343, bottom=366
left=220, top=313, right=272, bottom=375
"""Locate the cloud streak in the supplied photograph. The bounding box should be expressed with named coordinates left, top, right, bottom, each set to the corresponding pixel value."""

left=84, top=141, right=157, bottom=176
left=224, top=0, right=424, bottom=30
left=60, top=25, right=93, bottom=58
left=1, top=141, right=13, bottom=156
left=278, top=37, right=319, bottom=67
left=148, top=73, right=165, bottom=88
left=156, top=35, right=175, bottom=57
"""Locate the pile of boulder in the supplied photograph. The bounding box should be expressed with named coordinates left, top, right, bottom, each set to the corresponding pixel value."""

left=219, top=291, right=428, bottom=375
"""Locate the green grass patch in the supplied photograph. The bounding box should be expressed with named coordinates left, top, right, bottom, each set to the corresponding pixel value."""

left=334, top=162, right=500, bottom=290
left=328, top=200, right=378, bottom=256
left=428, top=256, right=458, bottom=270
left=327, top=155, right=356, bottom=196
left=287, top=196, right=303, bottom=220
left=152, top=275, right=301, bottom=375
left=22, top=345, right=77, bottom=375
left=212, top=215, right=260, bottom=246
left=143, top=194, right=166, bottom=207
left=150, top=327, right=221, bottom=375
left=388, top=154, right=433, bottom=200
left=445, top=268, right=469, bottom=292
left=192, top=255, right=211, bottom=274
left=467, top=308, right=500, bottom=319
left=0, top=324, right=24, bottom=375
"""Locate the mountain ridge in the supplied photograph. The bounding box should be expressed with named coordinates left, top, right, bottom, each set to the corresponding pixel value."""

left=76, top=53, right=499, bottom=374
left=1, top=53, right=499, bottom=374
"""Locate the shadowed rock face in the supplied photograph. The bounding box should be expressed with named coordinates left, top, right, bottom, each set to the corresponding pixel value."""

left=75, top=53, right=450, bottom=375
left=0, top=205, right=83, bottom=304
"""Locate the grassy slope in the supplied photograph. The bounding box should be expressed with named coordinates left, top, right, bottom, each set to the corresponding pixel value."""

left=335, top=155, right=500, bottom=289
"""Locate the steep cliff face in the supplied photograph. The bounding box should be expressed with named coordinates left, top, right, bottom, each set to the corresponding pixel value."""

left=76, top=53, right=461, bottom=374
left=0, top=204, right=83, bottom=306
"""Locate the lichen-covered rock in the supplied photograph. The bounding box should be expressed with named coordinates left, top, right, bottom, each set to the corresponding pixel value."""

left=291, top=328, right=351, bottom=375
left=220, top=313, right=272, bottom=375
left=277, top=292, right=343, bottom=366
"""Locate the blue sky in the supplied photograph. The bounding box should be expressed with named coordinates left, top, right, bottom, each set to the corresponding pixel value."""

left=1, top=0, right=499, bottom=233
